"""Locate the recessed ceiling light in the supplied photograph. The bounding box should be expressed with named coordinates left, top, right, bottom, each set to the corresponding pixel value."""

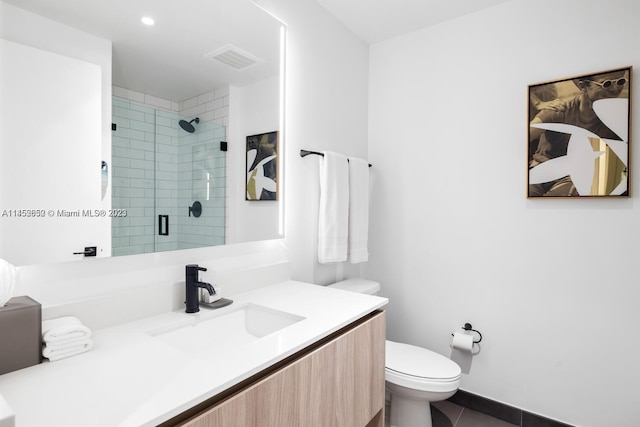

left=141, top=16, right=155, bottom=26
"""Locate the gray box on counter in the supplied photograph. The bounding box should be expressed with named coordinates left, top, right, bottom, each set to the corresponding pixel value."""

left=0, top=296, right=42, bottom=375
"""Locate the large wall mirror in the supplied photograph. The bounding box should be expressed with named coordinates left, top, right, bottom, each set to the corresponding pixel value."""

left=0, top=0, right=284, bottom=266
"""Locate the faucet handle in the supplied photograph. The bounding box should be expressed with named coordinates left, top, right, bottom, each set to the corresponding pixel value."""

left=186, top=264, right=207, bottom=273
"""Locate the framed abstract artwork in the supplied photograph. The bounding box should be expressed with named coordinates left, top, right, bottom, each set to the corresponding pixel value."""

left=527, top=66, right=631, bottom=197
left=246, top=131, right=278, bottom=201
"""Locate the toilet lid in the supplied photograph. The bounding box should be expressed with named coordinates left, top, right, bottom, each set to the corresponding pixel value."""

left=386, top=340, right=461, bottom=380
left=329, top=278, right=380, bottom=295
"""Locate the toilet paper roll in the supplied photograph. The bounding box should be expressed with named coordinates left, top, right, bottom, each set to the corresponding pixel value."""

left=452, top=331, right=474, bottom=353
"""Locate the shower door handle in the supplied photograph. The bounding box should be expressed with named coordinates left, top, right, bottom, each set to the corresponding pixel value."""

left=158, top=215, right=169, bottom=236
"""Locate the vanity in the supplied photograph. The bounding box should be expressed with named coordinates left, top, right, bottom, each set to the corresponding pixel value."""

left=0, top=281, right=387, bottom=427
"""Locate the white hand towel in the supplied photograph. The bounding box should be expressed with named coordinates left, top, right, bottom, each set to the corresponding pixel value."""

left=43, top=336, right=92, bottom=352
left=0, top=259, right=16, bottom=307
left=347, top=157, right=370, bottom=263
left=318, top=151, right=349, bottom=263
left=43, top=338, right=93, bottom=362
left=42, top=316, right=92, bottom=343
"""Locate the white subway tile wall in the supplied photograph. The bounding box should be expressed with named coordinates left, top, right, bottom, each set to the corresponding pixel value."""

left=111, top=86, right=228, bottom=256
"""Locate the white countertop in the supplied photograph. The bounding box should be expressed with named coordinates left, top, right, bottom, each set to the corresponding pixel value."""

left=0, top=281, right=387, bottom=427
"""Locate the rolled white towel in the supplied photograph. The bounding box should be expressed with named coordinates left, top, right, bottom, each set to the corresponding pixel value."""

left=42, top=316, right=91, bottom=343
left=44, top=337, right=92, bottom=352
left=43, top=338, right=93, bottom=362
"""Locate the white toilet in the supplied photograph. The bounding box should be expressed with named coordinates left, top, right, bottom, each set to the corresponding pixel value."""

left=328, top=279, right=462, bottom=427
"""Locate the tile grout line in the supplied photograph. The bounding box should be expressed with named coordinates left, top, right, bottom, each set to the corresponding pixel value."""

left=453, top=407, right=464, bottom=427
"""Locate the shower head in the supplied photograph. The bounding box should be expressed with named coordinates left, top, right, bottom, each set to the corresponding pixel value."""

left=179, top=117, right=200, bottom=133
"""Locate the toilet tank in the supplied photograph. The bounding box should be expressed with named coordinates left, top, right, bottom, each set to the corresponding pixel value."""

left=328, top=278, right=380, bottom=295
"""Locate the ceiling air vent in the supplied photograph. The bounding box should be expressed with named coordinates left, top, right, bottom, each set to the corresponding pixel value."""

left=204, top=44, right=264, bottom=71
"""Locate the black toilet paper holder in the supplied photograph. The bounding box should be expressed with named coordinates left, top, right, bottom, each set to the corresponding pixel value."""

left=452, top=322, right=483, bottom=344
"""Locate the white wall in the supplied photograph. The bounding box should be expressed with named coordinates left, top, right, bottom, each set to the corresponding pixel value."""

left=254, top=0, right=370, bottom=284
left=368, top=0, right=640, bottom=425
left=0, top=2, right=112, bottom=263
left=0, top=3, right=111, bottom=153
left=228, top=76, right=280, bottom=244
left=1, top=39, right=103, bottom=265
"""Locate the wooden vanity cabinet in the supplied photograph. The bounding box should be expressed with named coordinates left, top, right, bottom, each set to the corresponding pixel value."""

left=175, top=310, right=385, bottom=427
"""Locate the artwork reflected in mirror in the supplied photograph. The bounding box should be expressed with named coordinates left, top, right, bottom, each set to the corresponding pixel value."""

left=528, top=66, right=631, bottom=197
left=246, top=131, right=279, bottom=201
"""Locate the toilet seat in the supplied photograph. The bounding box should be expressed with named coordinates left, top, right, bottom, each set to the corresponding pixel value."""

left=385, top=340, right=461, bottom=392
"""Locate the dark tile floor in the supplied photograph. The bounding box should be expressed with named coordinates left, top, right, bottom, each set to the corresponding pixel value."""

left=385, top=400, right=519, bottom=427
left=431, top=400, right=519, bottom=427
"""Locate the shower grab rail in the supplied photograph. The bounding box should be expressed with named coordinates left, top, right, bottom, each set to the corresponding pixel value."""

left=300, top=149, right=372, bottom=167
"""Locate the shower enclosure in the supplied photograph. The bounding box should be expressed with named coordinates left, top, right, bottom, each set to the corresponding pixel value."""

left=111, top=96, right=226, bottom=256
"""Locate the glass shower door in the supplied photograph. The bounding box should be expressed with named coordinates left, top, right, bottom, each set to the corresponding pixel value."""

left=173, top=115, right=227, bottom=251
left=111, top=96, right=226, bottom=256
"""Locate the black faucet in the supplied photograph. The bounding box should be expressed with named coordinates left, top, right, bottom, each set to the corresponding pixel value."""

left=185, top=264, right=215, bottom=313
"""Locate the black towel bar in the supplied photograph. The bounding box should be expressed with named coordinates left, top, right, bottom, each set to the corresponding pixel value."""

left=300, top=149, right=372, bottom=167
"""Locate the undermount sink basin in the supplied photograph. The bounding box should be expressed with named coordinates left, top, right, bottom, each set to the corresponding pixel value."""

left=148, top=304, right=305, bottom=353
